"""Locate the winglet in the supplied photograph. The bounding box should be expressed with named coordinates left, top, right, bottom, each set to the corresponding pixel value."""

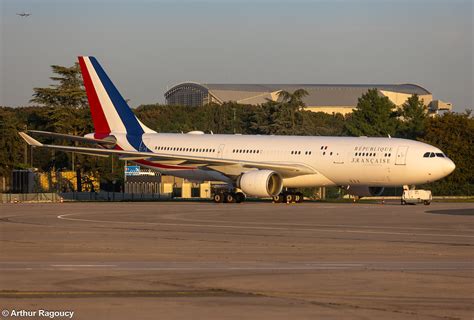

left=19, top=132, right=43, bottom=147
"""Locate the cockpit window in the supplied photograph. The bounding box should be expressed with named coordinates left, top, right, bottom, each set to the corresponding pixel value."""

left=424, top=152, right=445, bottom=158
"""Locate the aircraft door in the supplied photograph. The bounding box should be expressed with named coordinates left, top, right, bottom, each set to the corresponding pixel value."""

left=333, top=149, right=345, bottom=164
left=395, top=146, right=409, bottom=165
left=217, top=144, right=225, bottom=158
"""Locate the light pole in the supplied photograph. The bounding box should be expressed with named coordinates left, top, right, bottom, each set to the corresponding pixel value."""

left=24, top=125, right=28, bottom=165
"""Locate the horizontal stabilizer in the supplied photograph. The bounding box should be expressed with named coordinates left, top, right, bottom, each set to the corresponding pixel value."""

left=28, top=130, right=116, bottom=145
left=19, top=132, right=108, bottom=157
left=19, top=132, right=43, bottom=147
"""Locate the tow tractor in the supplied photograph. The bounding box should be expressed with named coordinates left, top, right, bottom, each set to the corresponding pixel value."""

left=401, top=186, right=432, bottom=205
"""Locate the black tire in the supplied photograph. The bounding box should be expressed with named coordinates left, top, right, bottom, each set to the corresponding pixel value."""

left=273, top=194, right=284, bottom=203
left=213, top=193, right=224, bottom=203
left=285, top=193, right=294, bottom=203
left=401, top=200, right=406, bottom=205
left=423, top=200, right=430, bottom=205
left=295, top=192, right=304, bottom=203
left=224, top=193, right=236, bottom=203
left=235, top=192, right=245, bottom=203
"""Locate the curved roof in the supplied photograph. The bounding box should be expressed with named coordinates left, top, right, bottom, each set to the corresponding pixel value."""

left=165, top=83, right=431, bottom=107
left=164, top=82, right=209, bottom=99
left=203, top=83, right=430, bottom=95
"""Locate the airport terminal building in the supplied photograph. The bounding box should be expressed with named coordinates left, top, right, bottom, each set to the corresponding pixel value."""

left=164, top=83, right=452, bottom=115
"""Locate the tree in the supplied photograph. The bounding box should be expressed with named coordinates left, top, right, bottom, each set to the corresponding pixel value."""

left=277, top=89, right=309, bottom=106
left=31, top=63, right=87, bottom=109
left=420, top=111, right=473, bottom=195
left=264, top=89, right=309, bottom=135
left=0, top=108, right=28, bottom=175
left=396, top=94, right=428, bottom=139
left=345, top=89, right=399, bottom=137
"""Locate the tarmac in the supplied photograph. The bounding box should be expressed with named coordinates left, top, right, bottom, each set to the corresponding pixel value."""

left=0, top=201, right=473, bottom=319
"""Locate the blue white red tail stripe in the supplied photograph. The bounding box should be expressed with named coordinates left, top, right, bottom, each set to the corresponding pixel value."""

left=78, top=56, right=155, bottom=151
left=78, top=57, right=110, bottom=134
left=88, top=57, right=144, bottom=136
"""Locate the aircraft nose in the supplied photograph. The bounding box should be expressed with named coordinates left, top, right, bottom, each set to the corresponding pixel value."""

left=443, top=158, right=456, bottom=175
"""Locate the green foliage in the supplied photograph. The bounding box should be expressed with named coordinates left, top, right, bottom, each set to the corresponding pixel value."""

left=420, top=111, right=473, bottom=195
left=397, top=94, right=428, bottom=139
left=136, top=102, right=260, bottom=134
left=0, top=108, right=28, bottom=175
left=135, top=100, right=345, bottom=137
left=31, top=63, right=87, bottom=109
left=345, top=89, right=399, bottom=137
left=0, top=105, right=122, bottom=186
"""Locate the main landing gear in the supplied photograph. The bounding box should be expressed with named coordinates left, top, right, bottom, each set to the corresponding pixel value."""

left=272, top=192, right=304, bottom=204
left=213, top=191, right=246, bottom=203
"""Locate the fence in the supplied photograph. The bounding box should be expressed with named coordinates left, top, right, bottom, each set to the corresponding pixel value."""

left=1, top=191, right=173, bottom=203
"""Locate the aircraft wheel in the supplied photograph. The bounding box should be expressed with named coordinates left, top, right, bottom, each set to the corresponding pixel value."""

left=285, top=193, right=294, bottom=203
left=273, top=194, right=284, bottom=203
left=295, top=192, right=304, bottom=203
left=224, top=193, right=236, bottom=203
left=235, top=192, right=245, bottom=203
left=423, top=200, right=431, bottom=205
left=401, top=200, right=406, bottom=205
left=213, top=193, right=224, bottom=203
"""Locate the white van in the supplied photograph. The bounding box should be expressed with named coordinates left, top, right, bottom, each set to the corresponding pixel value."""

left=401, top=189, right=432, bottom=205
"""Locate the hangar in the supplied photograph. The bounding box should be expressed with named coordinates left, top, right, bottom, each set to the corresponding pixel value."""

left=164, top=83, right=452, bottom=115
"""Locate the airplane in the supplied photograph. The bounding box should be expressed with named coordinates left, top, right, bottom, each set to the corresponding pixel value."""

left=19, top=56, right=456, bottom=203
left=16, top=12, right=31, bottom=17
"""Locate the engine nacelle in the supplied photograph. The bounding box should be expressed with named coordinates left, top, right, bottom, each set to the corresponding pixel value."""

left=237, top=170, right=283, bottom=198
left=346, top=186, right=385, bottom=197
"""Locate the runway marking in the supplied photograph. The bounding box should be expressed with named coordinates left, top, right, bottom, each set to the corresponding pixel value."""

left=1, top=261, right=472, bottom=271
left=50, top=264, right=117, bottom=267
left=57, top=213, right=474, bottom=239
left=0, top=289, right=248, bottom=298
left=158, top=212, right=474, bottom=233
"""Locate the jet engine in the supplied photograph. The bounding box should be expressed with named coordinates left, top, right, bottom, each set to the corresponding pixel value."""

left=237, top=170, right=283, bottom=198
left=346, top=186, right=385, bottom=197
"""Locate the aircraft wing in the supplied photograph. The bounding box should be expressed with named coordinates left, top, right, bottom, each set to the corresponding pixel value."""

left=28, top=130, right=116, bottom=146
left=19, top=132, right=314, bottom=177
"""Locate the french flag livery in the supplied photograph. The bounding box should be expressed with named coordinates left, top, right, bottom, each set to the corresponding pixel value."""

left=18, top=56, right=456, bottom=203
left=78, top=56, right=155, bottom=151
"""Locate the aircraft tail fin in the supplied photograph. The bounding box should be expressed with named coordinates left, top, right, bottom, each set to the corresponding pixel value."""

left=77, top=56, right=155, bottom=137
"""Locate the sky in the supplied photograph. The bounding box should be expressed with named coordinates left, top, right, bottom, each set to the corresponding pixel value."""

left=0, top=0, right=472, bottom=110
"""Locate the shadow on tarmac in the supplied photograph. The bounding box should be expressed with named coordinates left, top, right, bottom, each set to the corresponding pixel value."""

left=427, top=208, right=474, bottom=216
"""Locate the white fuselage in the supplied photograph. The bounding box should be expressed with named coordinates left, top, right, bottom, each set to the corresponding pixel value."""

left=116, top=132, right=455, bottom=188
